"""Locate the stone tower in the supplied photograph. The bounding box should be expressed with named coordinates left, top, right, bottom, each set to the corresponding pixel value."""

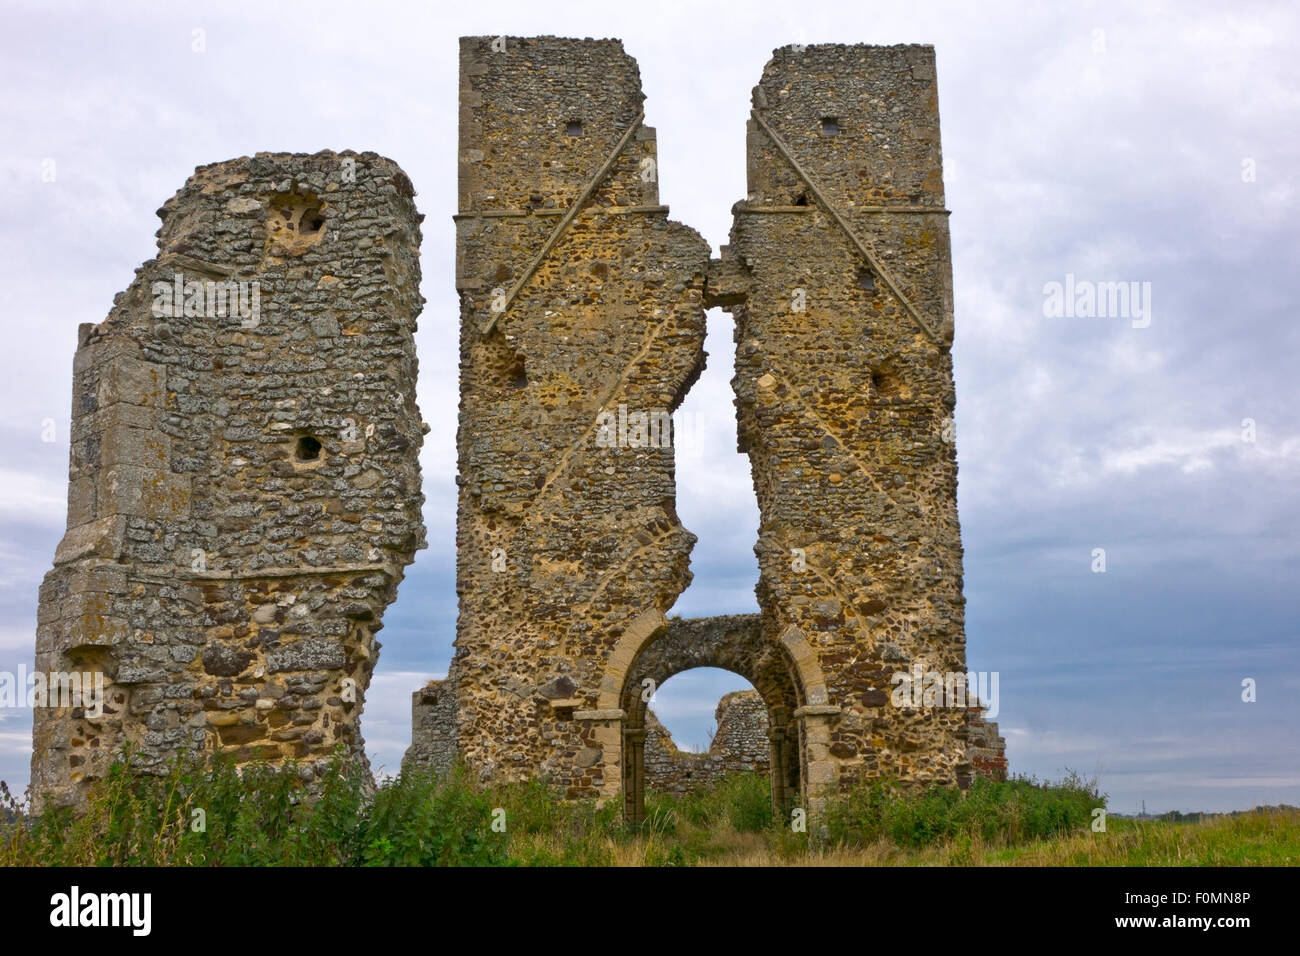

left=444, top=35, right=712, bottom=803
left=409, top=38, right=1003, bottom=820
left=716, top=43, right=975, bottom=799
left=33, top=151, right=426, bottom=808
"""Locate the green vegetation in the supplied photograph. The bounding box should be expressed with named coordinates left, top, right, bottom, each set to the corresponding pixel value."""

left=1, top=754, right=1294, bottom=866
left=825, top=771, right=1099, bottom=848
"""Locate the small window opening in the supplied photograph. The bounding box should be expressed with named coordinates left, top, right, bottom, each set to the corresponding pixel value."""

left=857, top=268, right=876, bottom=292
left=566, top=120, right=583, bottom=137
left=872, top=368, right=902, bottom=399
left=822, top=117, right=840, bottom=136
left=295, top=435, right=322, bottom=461
left=793, top=192, right=809, bottom=207
left=508, top=357, right=527, bottom=390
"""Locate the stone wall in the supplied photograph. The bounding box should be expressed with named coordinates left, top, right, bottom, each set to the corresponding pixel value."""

left=643, top=690, right=770, bottom=794
left=405, top=678, right=458, bottom=777
left=33, top=151, right=426, bottom=807
left=716, top=44, right=972, bottom=799
left=408, top=38, right=999, bottom=820
left=443, top=35, right=711, bottom=798
left=32, top=36, right=1007, bottom=816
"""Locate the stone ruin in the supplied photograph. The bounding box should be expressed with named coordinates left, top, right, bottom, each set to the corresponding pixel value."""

left=32, top=152, right=426, bottom=807
left=643, top=690, right=771, bottom=795
left=33, top=36, right=1005, bottom=815
left=405, top=36, right=1003, bottom=819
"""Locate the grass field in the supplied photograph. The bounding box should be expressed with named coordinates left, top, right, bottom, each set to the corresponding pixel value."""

left=2, top=753, right=1295, bottom=866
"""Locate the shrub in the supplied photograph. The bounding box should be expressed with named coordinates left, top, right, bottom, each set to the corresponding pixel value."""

left=359, top=765, right=508, bottom=867
left=826, top=772, right=1104, bottom=849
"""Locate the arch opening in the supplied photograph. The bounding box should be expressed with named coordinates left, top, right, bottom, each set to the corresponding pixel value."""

left=647, top=668, right=752, bottom=754
left=640, top=670, right=775, bottom=801
left=616, top=616, right=806, bottom=824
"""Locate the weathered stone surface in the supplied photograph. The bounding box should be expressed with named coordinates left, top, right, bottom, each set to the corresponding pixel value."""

left=643, top=691, right=771, bottom=795
left=403, top=678, right=457, bottom=777
left=32, top=150, right=426, bottom=808
left=33, top=37, right=1008, bottom=816
left=414, top=36, right=712, bottom=805
left=404, top=39, right=1006, bottom=819
left=716, top=43, right=979, bottom=798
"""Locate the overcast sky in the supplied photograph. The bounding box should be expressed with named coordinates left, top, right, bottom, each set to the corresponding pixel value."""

left=0, top=0, right=1296, bottom=814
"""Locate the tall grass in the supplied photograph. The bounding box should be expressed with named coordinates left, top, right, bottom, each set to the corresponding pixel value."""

left=824, top=770, right=1103, bottom=848
left=5, top=754, right=1289, bottom=866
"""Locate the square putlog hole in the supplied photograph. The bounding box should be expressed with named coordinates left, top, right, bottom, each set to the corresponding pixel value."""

left=295, top=435, right=322, bottom=462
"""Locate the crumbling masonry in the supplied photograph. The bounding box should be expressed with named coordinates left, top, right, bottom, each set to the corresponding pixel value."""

left=405, top=37, right=1003, bottom=821
left=643, top=690, right=771, bottom=795
left=34, top=36, right=1004, bottom=815
left=33, top=152, right=426, bottom=808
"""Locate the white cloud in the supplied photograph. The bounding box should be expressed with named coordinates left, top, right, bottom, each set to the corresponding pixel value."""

left=0, top=732, right=33, bottom=756
left=0, top=467, right=65, bottom=525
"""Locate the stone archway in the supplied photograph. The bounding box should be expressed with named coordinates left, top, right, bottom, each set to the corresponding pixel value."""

left=615, top=614, right=809, bottom=823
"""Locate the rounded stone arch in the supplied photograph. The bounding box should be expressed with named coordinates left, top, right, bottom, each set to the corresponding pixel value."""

left=619, top=617, right=800, bottom=723
left=612, top=614, right=816, bottom=822
left=596, top=610, right=829, bottom=713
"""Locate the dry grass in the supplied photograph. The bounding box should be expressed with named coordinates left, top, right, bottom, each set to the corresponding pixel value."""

left=512, top=807, right=1300, bottom=867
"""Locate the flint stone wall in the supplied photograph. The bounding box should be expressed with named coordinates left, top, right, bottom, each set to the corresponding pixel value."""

left=718, top=44, right=973, bottom=793
left=33, top=151, right=426, bottom=807
left=441, top=35, right=710, bottom=797
left=643, top=690, right=770, bottom=794
left=405, top=678, right=458, bottom=777
left=32, top=37, right=1009, bottom=814
left=406, top=38, right=1007, bottom=815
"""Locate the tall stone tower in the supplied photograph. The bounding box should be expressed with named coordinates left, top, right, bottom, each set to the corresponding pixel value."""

left=715, top=44, right=976, bottom=799
left=412, top=38, right=1003, bottom=820
left=444, top=35, right=712, bottom=800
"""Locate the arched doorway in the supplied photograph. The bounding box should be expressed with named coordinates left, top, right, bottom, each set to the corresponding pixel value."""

left=617, top=615, right=804, bottom=823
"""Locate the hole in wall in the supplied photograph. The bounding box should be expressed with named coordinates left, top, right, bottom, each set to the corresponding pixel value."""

left=295, top=435, right=323, bottom=461
left=821, top=117, right=839, bottom=136
left=792, top=192, right=809, bottom=207
left=507, top=357, right=527, bottom=390
left=665, top=307, right=760, bottom=619
left=479, top=326, right=528, bottom=392
left=857, top=268, right=876, bottom=293
left=566, top=120, right=583, bottom=137
left=871, top=366, right=903, bottom=399
left=267, top=192, right=328, bottom=254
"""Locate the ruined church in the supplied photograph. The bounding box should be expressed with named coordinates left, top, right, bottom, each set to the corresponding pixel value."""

left=32, top=36, right=1005, bottom=818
